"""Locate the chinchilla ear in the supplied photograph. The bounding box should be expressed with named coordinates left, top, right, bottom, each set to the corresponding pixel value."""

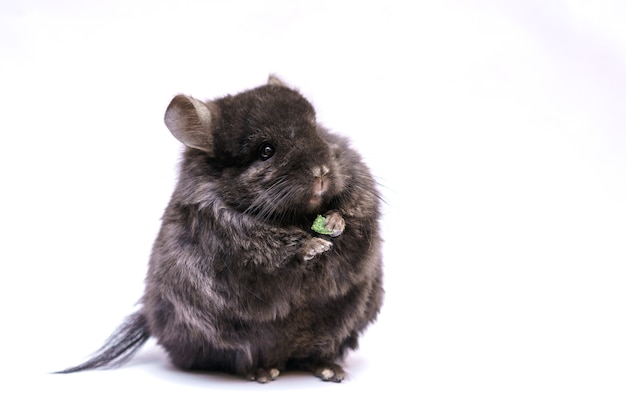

left=164, top=95, right=216, bottom=155
left=267, top=74, right=288, bottom=87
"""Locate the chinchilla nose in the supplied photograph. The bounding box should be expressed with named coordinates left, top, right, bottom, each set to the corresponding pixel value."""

left=312, top=165, right=330, bottom=195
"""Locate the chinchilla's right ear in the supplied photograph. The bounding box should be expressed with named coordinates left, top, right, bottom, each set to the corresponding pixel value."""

left=164, top=95, right=216, bottom=156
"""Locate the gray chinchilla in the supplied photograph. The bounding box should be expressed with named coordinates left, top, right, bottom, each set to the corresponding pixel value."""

left=57, top=76, right=384, bottom=383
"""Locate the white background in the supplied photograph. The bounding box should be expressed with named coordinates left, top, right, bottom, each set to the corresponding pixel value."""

left=1, top=1, right=625, bottom=416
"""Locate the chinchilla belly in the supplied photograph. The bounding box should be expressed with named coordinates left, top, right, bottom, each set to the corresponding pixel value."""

left=145, top=276, right=376, bottom=371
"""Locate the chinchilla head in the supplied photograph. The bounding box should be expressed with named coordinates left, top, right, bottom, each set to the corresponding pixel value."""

left=164, top=76, right=346, bottom=224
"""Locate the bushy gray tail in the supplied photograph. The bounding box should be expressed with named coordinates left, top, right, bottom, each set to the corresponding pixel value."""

left=56, top=311, right=150, bottom=373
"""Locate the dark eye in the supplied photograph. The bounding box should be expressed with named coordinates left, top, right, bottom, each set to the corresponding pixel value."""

left=258, top=143, right=275, bottom=161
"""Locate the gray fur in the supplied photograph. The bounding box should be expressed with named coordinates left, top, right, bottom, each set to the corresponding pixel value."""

left=58, top=76, right=384, bottom=383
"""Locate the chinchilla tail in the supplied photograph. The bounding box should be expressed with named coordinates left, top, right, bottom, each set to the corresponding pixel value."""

left=55, top=311, right=150, bottom=374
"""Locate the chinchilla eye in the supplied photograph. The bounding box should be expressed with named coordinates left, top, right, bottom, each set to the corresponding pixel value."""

left=258, top=143, right=275, bottom=161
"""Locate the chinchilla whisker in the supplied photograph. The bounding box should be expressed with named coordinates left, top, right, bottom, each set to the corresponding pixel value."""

left=246, top=178, right=296, bottom=223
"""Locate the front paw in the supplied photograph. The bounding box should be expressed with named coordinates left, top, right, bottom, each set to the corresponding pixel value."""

left=324, top=211, right=345, bottom=237
left=303, top=237, right=332, bottom=261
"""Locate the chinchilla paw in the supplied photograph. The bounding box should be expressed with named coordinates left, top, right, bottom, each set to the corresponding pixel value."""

left=315, top=363, right=346, bottom=383
left=303, top=237, right=332, bottom=261
left=323, top=211, right=345, bottom=237
left=249, top=368, right=280, bottom=384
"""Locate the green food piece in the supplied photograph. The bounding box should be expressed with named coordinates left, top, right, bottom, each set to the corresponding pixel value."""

left=311, top=214, right=333, bottom=235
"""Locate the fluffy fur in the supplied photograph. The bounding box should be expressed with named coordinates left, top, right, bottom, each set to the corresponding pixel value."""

left=58, top=76, right=384, bottom=383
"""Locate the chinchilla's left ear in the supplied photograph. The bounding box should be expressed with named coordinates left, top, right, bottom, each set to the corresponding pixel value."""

left=164, top=95, right=217, bottom=156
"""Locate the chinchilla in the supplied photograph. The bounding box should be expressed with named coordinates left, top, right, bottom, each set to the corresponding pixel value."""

left=57, top=75, right=384, bottom=383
